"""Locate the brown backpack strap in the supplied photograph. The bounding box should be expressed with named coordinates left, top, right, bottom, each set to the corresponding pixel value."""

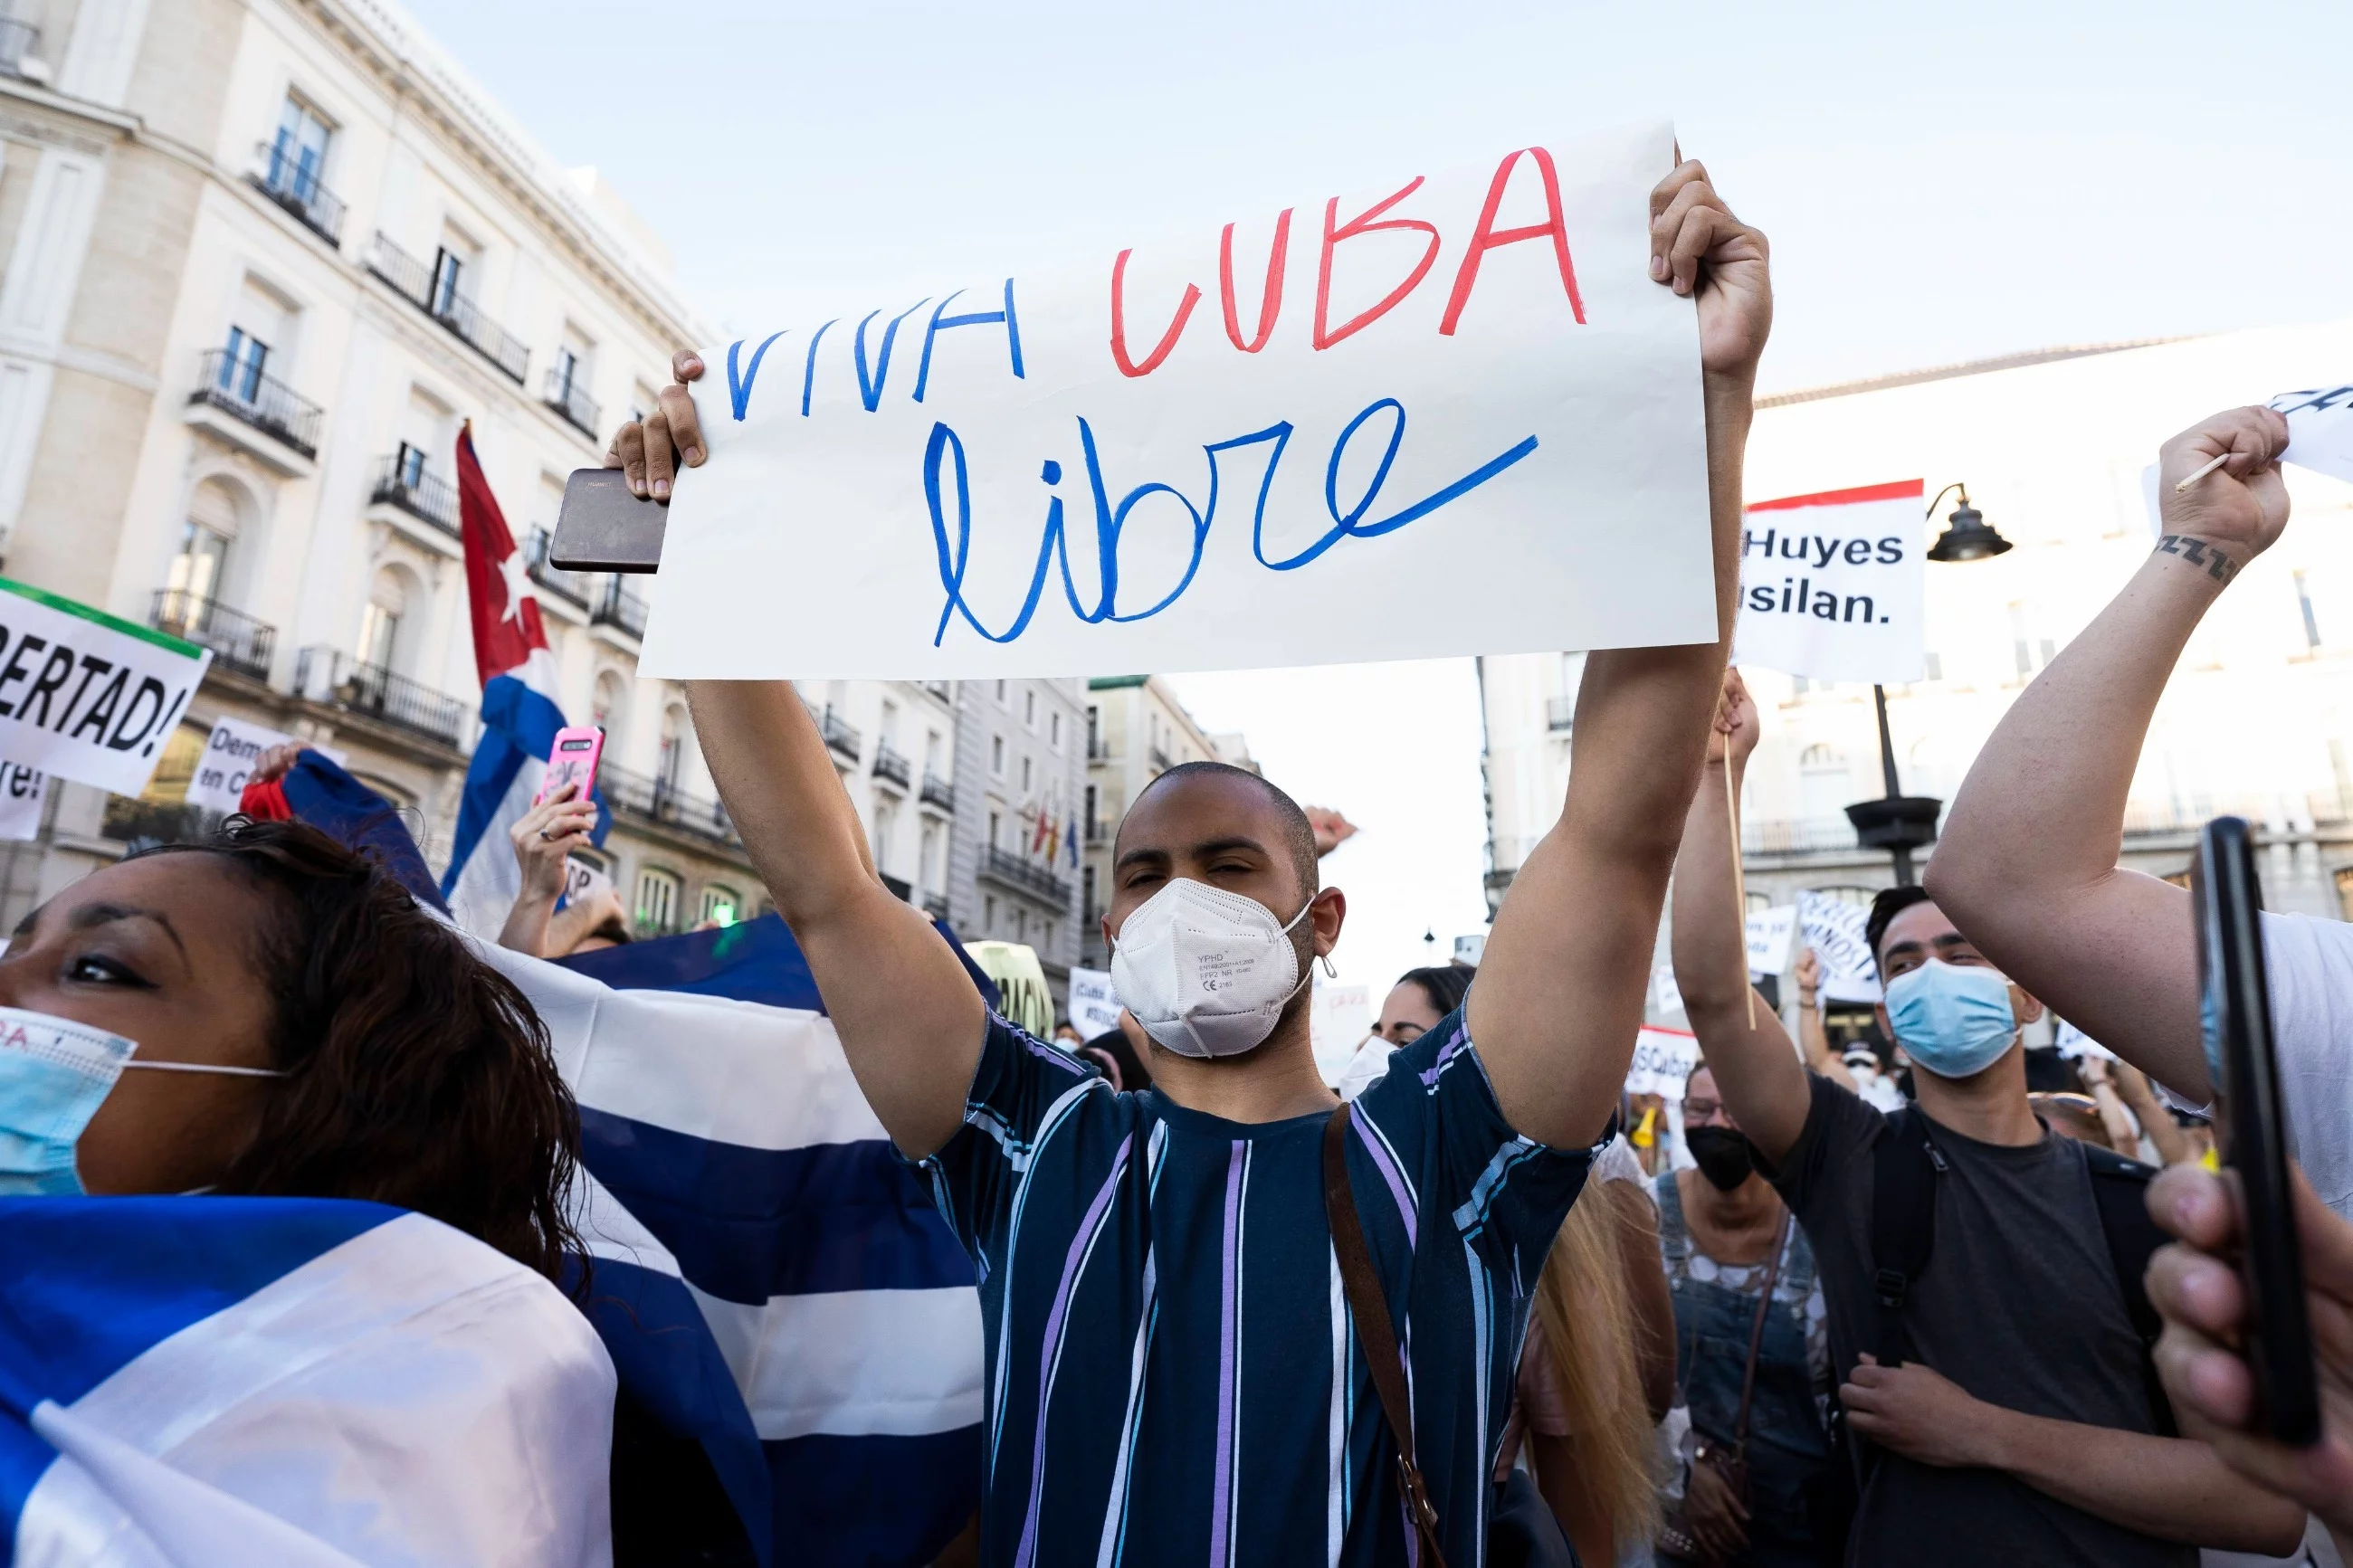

left=1324, top=1102, right=1449, bottom=1568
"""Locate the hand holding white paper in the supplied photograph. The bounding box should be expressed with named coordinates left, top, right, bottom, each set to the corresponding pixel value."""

left=2272, top=386, right=2353, bottom=485
left=641, top=123, right=1714, bottom=679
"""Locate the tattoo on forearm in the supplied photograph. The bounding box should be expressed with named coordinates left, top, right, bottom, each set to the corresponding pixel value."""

left=2156, top=534, right=2236, bottom=584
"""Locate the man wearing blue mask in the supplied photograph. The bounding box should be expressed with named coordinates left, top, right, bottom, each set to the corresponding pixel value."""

left=1668, top=669, right=2301, bottom=1566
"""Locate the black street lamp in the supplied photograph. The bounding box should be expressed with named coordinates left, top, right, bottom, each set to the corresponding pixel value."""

left=1843, top=483, right=2013, bottom=885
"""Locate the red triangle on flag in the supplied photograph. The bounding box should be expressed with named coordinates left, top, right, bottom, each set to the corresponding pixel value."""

left=455, top=422, right=549, bottom=689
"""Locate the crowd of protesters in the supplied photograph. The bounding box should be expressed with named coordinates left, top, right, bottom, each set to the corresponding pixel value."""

left=7, top=152, right=2353, bottom=1568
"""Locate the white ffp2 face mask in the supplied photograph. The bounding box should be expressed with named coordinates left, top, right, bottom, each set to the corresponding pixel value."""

left=1110, top=879, right=1316, bottom=1060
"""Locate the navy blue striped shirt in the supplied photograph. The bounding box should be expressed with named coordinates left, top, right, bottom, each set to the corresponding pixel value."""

left=916, top=1008, right=1593, bottom=1566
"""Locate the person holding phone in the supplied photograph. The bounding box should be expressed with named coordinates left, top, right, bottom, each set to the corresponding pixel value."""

left=1926, top=408, right=2353, bottom=1215
left=1670, top=670, right=2303, bottom=1565
left=603, top=159, right=1766, bottom=1565
left=499, top=784, right=600, bottom=959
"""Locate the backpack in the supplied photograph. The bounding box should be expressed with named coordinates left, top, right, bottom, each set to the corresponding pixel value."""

left=1810, top=1107, right=2174, bottom=1556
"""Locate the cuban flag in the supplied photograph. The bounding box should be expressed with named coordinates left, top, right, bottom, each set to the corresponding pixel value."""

left=0, top=1196, right=615, bottom=1565
left=440, top=421, right=607, bottom=934
left=483, top=919, right=987, bottom=1566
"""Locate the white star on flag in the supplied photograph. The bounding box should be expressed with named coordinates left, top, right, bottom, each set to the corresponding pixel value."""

left=496, top=548, right=535, bottom=625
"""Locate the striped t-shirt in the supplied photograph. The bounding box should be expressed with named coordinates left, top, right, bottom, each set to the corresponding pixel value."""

left=916, top=1008, right=1595, bottom=1566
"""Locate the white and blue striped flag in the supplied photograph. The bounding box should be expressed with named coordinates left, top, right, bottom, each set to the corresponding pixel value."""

left=0, top=1195, right=616, bottom=1566
left=487, top=916, right=987, bottom=1565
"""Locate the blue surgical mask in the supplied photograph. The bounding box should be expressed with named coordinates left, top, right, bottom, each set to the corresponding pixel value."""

left=0, top=1007, right=284, bottom=1195
left=1883, top=960, right=2018, bottom=1080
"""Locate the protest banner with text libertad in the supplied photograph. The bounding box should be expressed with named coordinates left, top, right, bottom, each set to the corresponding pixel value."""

left=0, top=580, right=209, bottom=796
left=641, top=122, right=1713, bottom=679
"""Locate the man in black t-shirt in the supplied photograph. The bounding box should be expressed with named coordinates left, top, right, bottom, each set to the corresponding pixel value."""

left=1667, top=670, right=2301, bottom=1565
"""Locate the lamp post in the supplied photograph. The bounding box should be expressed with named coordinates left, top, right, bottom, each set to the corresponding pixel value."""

left=1843, top=484, right=2012, bottom=885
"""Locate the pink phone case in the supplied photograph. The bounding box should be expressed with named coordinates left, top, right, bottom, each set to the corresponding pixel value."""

left=536, top=725, right=605, bottom=805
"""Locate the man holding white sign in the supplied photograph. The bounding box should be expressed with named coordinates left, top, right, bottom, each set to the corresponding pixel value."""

left=614, top=151, right=1766, bottom=1566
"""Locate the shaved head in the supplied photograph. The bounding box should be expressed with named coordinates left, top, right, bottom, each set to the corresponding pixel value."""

left=1118, top=762, right=1319, bottom=907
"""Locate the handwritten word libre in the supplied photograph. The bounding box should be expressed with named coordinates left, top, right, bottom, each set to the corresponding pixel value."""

left=712, top=147, right=1596, bottom=648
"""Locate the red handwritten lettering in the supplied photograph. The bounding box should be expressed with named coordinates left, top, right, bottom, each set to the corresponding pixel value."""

left=1314, top=177, right=1440, bottom=351
left=1108, top=248, right=1203, bottom=378
left=1219, top=209, right=1292, bottom=354
left=1439, top=147, right=1586, bottom=335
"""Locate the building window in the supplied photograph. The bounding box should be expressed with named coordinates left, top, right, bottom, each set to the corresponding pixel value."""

left=2297, top=571, right=2324, bottom=650
left=1024, top=689, right=1038, bottom=727
left=357, top=567, right=410, bottom=671
left=555, top=325, right=594, bottom=399
left=1050, top=711, right=1062, bottom=749
left=1015, top=908, right=1027, bottom=941
left=635, top=867, right=681, bottom=935
left=1043, top=919, right=1055, bottom=950
left=167, top=513, right=234, bottom=609
left=1081, top=865, right=1097, bottom=920
left=1083, top=783, right=1097, bottom=836
left=984, top=893, right=997, bottom=930
left=430, top=229, right=480, bottom=317
left=273, top=95, right=334, bottom=191
left=700, top=885, right=741, bottom=927
left=1020, top=755, right=1033, bottom=793
left=874, top=803, right=897, bottom=871
left=988, top=810, right=1002, bottom=850
left=657, top=704, right=687, bottom=789
left=1086, top=706, right=1100, bottom=754
left=218, top=324, right=272, bottom=403
left=995, top=679, right=1008, bottom=705
left=991, top=735, right=1005, bottom=776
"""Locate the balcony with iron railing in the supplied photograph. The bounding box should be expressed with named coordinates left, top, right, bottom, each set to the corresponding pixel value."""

left=151, top=590, right=274, bottom=684
left=250, top=139, right=345, bottom=245
left=919, top=772, right=956, bottom=812
left=981, top=845, right=1071, bottom=908
left=592, top=575, right=646, bottom=639
left=371, top=447, right=460, bottom=537
left=295, top=647, right=468, bottom=749
left=543, top=365, right=600, bottom=439
left=1087, top=736, right=1112, bottom=762
left=190, top=348, right=322, bottom=459
left=820, top=706, right=862, bottom=763
left=366, top=233, right=529, bottom=383
left=523, top=527, right=594, bottom=608
left=1546, top=694, right=1576, bottom=733
left=872, top=742, right=910, bottom=788
left=1148, top=746, right=1172, bottom=774
left=0, top=19, right=39, bottom=80
left=599, top=761, right=736, bottom=845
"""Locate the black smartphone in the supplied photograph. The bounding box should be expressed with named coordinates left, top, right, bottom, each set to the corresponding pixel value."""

left=551, top=467, right=665, bottom=574
left=2194, top=815, right=2320, bottom=1445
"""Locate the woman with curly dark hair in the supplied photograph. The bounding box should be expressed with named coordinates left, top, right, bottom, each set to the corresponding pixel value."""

left=10, top=814, right=581, bottom=1274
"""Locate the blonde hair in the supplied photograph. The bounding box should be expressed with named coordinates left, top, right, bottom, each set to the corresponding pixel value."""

left=1530, top=1182, right=1662, bottom=1544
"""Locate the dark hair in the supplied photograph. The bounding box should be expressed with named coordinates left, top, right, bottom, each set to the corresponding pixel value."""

left=1398, top=964, right=1474, bottom=1020
left=1083, top=1025, right=1153, bottom=1092
left=132, top=819, right=583, bottom=1279
left=1864, top=884, right=1936, bottom=977
left=1127, top=760, right=1319, bottom=902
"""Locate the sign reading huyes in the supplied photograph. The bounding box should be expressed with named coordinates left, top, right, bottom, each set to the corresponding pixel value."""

left=1733, top=481, right=1925, bottom=686
left=0, top=579, right=209, bottom=796
left=641, top=122, right=1714, bottom=679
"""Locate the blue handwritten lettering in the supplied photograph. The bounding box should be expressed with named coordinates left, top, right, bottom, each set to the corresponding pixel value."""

left=725, top=331, right=787, bottom=422
left=800, top=319, right=839, bottom=417
left=914, top=280, right=1025, bottom=403
left=923, top=396, right=1537, bottom=646
left=853, top=300, right=930, bottom=413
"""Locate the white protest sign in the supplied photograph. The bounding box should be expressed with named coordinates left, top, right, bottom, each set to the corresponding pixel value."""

left=2272, top=386, right=2353, bottom=485
left=561, top=857, right=614, bottom=908
left=0, top=764, right=46, bottom=840
left=1067, top=965, right=1123, bottom=1040
left=1310, top=979, right=1373, bottom=1085
left=1651, top=962, right=1683, bottom=1019
left=184, top=716, right=291, bottom=813
left=1733, top=480, right=1924, bottom=684
left=0, top=579, right=210, bottom=795
left=642, top=123, right=1713, bottom=679
left=1746, top=903, right=1797, bottom=979
left=2053, top=1019, right=2117, bottom=1062
left=1797, top=889, right=1881, bottom=1003
left=1626, top=1024, right=1700, bottom=1098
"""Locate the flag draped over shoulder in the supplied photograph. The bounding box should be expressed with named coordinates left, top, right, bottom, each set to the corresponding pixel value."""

left=241, top=748, right=447, bottom=913
left=0, top=1197, right=615, bottom=1567
left=481, top=918, right=989, bottom=1567
left=440, top=423, right=607, bottom=934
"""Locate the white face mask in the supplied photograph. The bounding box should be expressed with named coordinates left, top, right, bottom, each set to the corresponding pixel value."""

left=1110, top=879, right=1317, bottom=1060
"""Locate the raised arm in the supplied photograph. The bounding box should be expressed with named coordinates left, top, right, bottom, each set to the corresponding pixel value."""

left=1471, top=159, right=1770, bottom=1149
left=1924, top=406, right=2292, bottom=1099
left=1669, top=670, right=1812, bottom=1164
left=685, top=680, right=985, bottom=1157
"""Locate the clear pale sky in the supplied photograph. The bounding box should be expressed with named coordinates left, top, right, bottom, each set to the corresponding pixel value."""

left=404, top=0, right=2352, bottom=994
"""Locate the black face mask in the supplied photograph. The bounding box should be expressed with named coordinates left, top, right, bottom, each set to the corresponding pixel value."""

left=1685, top=1126, right=1757, bottom=1191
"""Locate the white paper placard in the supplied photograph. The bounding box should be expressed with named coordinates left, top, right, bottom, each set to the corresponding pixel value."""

left=1733, top=480, right=1924, bottom=685
left=2273, top=385, right=2353, bottom=485
left=2053, top=1019, right=2117, bottom=1062
left=1626, top=1023, right=1700, bottom=1098
left=1651, top=961, right=1684, bottom=1019
left=0, top=579, right=210, bottom=795
left=183, top=716, right=291, bottom=813
left=1798, top=889, right=1882, bottom=1003
left=0, top=763, right=46, bottom=840
left=1066, top=965, right=1123, bottom=1040
left=1746, top=903, right=1797, bottom=979
left=641, top=123, right=1713, bottom=679
left=561, top=858, right=614, bottom=908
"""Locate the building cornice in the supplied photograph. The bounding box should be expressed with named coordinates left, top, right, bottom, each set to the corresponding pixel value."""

left=1756, top=337, right=2201, bottom=410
